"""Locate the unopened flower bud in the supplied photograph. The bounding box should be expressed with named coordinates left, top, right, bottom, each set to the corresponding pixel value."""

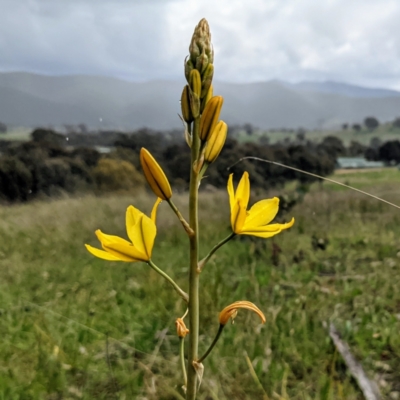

left=196, top=49, right=209, bottom=74
left=181, top=85, right=193, bottom=124
left=204, top=121, right=227, bottom=164
left=219, top=301, right=266, bottom=326
left=200, top=84, right=213, bottom=113
left=189, top=19, right=213, bottom=66
left=175, top=318, right=189, bottom=338
left=201, top=63, right=214, bottom=99
left=199, top=96, right=223, bottom=141
left=189, top=69, right=202, bottom=98
left=184, top=57, right=194, bottom=83
left=140, top=148, right=172, bottom=200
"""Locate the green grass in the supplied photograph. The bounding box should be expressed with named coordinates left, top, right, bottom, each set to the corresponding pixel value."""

left=1, top=174, right=400, bottom=399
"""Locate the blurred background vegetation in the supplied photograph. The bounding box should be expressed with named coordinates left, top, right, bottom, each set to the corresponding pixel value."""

left=1, top=114, right=400, bottom=204
left=0, top=119, right=400, bottom=398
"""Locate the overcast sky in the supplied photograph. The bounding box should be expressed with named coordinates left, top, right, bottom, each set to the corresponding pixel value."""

left=2, top=0, right=400, bottom=89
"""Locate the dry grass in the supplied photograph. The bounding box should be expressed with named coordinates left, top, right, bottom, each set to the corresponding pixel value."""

left=1, top=172, right=400, bottom=399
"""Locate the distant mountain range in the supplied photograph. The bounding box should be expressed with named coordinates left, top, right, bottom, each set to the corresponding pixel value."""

left=1, top=72, right=400, bottom=130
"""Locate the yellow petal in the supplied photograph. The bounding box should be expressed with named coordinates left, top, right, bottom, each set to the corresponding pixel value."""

left=242, top=198, right=279, bottom=229
left=235, top=199, right=248, bottom=233
left=104, top=241, right=148, bottom=262
left=227, top=173, right=235, bottom=211
left=239, top=229, right=282, bottom=239
left=219, top=301, right=266, bottom=325
left=235, top=172, right=250, bottom=210
left=139, top=213, right=157, bottom=259
left=151, top=198, right=162, bottom=223
left=231, top=201, right=243, bottom=233
left=95, top=230, right=131, bottom=248
left=85, top=244, right=122, bottom=261
left=126, top=208, right=147, bottom=256
left=240, top=218, right=294, bottom=238
left=265, top=217, right=295, bottom=231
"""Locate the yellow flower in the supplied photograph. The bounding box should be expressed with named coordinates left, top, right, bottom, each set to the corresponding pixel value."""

left=140, top=148, right=172, bottom=200
left=85, top=199, right=161, bottom=262
left=219, top=301, right=266, bottom=325
left=228, top=172, right=294, bottom=237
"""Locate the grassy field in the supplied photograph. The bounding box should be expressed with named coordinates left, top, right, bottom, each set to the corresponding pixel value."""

left=1, top=169, right=400, bottom=399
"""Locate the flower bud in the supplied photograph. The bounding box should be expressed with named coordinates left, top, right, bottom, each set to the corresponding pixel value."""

left=181, top=85, right=193, bottom=124
left=189, top=69, right=202, bottom=98
left=201, top=63, right=214, bottom=99
left=199, top=96, right=223, bottom=141
left=219, top=301, right=266, bottom=326
left=184, top=57, right=194, bottom=83
left=189, top=19, right=212, bottom=65
left=200, top=84, right=213, bottom=113
left=195, top=49, right=209, bottom=74
left=175, top=318, right=189, bottom=338
left=204, top=121, right=227, bottom=164
left=140, top=148, right=172, bottom=200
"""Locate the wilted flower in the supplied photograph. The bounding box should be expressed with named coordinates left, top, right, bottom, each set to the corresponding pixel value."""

left=219, top=301, right=266, bottom=325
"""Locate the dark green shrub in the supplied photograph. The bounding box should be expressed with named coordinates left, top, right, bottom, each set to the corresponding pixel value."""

left=93, top=158, right=145, bottom=192
left=0, top=156, right=33, bottom=201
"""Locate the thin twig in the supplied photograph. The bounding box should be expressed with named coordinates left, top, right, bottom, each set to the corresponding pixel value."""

left=228, top=157, right=400, bottom=210
left=329, top=323, right=381, bottom=400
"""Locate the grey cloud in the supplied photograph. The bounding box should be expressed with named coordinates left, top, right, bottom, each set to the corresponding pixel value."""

left=1, top=0, right=400, bottom=89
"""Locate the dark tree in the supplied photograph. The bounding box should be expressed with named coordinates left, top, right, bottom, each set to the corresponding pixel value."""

left=379, top=140, right=400, bottom=163
left=352, top=123, right=362, bottom=132
left=31, top=128, right=66, bottom=147
left=364, top=116, right=379, bottom=130
left=342, top=123, right=348, bottom=130
left=348, top=141, right=367, bottom=157
left=243, top=123, right=254, bottom=136
left=369, top=137, right=382, bottom=149
left=318, top=136, right=345, bottom=158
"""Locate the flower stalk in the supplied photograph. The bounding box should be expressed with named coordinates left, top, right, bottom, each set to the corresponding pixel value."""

left=186, top=115, right=201, bottom=400
left=198, top=324, right=225, bottom=363
left=198, top=232, right=235, bottom=272
left=148, top=259, right=189, bottom=303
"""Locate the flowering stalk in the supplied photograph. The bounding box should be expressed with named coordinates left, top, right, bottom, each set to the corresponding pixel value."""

left=186, top=115, right=201, bottom=399
left=167, top=199, right=193, bottom=236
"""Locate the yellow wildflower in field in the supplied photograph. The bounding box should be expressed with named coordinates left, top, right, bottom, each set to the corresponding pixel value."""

left=228, top=171, right=294, bottom=237
left=85, top=199, right=161, bottom=262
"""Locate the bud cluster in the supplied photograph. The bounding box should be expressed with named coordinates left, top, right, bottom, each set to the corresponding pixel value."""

left=180, top=18, right=228, bottom=168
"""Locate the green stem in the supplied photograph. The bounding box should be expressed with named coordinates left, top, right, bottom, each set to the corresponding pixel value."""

left=167, top=199, right=193, bottom=236
left=198, top=233, right=235, bottom=272
left=179, top=337, right=187, bottom=388
left=186, top=116, right=201, bottom=400
left=147, top=260, right=188, bottom=303
left=198, top=324, right=225, bottom=363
